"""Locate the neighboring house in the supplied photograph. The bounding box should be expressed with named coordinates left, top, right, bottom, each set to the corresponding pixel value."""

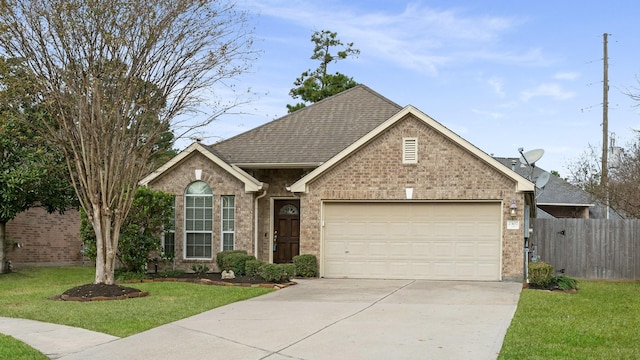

left=142, top=85, right=534, bottom=281
left=6, top=207, right=83, bottom=267
left=494, top=158, right=621, bottom=219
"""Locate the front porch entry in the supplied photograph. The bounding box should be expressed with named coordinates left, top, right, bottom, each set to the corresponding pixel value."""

left=273, top=199, right=300, bottom=263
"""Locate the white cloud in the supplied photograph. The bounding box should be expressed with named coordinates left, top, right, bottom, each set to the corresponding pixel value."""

left=554, top=72, right=580, bottom=80
left=488, top=77, right=505, bottom=98
left=244, top=1, right=543, bottom=76
left=521, top=83, right=576, bottom=101
left=472, top=108, right=504, bottom=119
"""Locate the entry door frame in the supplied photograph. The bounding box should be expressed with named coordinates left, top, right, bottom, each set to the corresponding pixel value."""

left=269, top=197, right=301, bottom=264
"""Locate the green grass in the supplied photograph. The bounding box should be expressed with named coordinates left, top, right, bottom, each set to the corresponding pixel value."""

left=0, top=334, right=47, bottom=360
left=499, top=281, right=640, bottom=359
left=0, top=267, right=272, bottom=339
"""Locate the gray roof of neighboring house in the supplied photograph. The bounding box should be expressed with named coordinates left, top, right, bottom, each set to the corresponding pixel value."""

left=494, top=157, right=626, bottom=219
left=207, top=85, right=403, bottom=166
left=494, top=157, right=593, bottom=205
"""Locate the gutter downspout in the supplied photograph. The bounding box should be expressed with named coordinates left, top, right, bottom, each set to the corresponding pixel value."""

left=254, top=187, right=268, bottom=259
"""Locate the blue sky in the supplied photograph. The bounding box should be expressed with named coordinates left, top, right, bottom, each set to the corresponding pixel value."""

left=185, top=1, right=640, bottom=177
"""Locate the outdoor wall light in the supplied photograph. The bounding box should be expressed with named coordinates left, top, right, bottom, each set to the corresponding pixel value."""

left=405, top=187, right=413, bottom=199
left=510, top=200, right=517, bottom=217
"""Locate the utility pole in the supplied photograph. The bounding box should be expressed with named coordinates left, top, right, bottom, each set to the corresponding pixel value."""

left=602, top=33, right=610, bottom=218
left=601, top=33, right=609, bottom=188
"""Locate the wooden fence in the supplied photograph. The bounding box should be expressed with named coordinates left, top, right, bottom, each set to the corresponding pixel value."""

left=530, top=218, right=640, bottom=280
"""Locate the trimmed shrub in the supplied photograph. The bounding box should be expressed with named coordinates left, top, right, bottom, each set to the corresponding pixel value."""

left=245, top=259, right=265, bottom=277
left=191, top=263, right=209, bottom=275
left=528, top=261, right=554, bottom=288
left=293, top=254, right=318, bottom=277
left=282, top=264, right=295, bottom=280
left=156, top=269, right=185, bottom=278
left=553, top=275, right=579, bottom=290
left=258, top=263, right=295, bottom=283
left=216, top=250, right=247, bottom=270
left=216, top=250, right=255, bottom=276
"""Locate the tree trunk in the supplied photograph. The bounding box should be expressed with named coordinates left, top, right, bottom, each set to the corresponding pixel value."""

left=0, top=222, right=6, bottom=274
left=91, top=203, right=122, bottom=285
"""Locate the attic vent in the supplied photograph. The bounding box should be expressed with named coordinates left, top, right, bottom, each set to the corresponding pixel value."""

left=403, top=137, right=418, bottom=164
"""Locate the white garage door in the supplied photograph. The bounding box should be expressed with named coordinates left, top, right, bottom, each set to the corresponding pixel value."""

left=323, top=202, right=502, bottom=281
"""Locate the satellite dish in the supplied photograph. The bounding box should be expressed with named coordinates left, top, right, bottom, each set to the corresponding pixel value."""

left=535, top=171, right=550, bottom=189
left=519, top=148, right=545, bottom=165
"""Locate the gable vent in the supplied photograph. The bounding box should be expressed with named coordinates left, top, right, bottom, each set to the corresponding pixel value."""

left=403, top=137, right=418, bottom=164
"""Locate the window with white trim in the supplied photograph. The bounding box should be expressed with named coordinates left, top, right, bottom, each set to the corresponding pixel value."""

left=185, top=181, right=213, bottom=259
left=162, top=195, right=176, bottom=256
left=221, top=196, right=235, bottom=251
left=403, top=137, right=418, bottom=164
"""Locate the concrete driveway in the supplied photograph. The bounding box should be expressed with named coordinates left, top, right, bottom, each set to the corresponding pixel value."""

left=52, top=278, right=521, bottom=360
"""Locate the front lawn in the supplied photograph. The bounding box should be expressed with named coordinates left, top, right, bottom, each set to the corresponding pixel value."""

left=0, top=334, right=47, bottom=360
left=499, top=281, right=640, bottom=359
left=0, top=267, right=272, bottom=338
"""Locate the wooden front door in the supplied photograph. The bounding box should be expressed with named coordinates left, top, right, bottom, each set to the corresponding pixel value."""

left=273, top=199, right=300, bottom=263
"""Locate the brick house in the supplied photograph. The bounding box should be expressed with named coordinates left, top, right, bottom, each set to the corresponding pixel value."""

left=6, top=207, right=84, bottom=267
left=142, top=85, right=534, bottom=281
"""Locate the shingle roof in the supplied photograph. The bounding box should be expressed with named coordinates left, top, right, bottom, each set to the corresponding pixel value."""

left=494, top=157, right=628, bottom=219
left=207, top=85, right=403, bottom=166
left=494, top=157, right=592, bottom=205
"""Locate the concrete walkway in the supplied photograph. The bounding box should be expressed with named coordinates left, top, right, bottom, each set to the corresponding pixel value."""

left=1, top=279, right=522, bottom=360
left=0, top=317, right=119, bottom=359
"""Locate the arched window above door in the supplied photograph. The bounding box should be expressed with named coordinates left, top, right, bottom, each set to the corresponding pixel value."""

left=186, top=181, right=213, bottom=195
left=279, top=204, right=299, bottom=215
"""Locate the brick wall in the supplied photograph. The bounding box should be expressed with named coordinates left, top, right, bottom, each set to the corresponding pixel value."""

left=148, top=151, right=255, bottom=271
left=300, top=115, right=526, bottom=280
left=6, top=207, right=83, bottom=267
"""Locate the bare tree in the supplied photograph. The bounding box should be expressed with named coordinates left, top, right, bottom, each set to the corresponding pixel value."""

left=568, top=138, right=640, bottom=218
left=606, top=137, right=640, bottom=218
left=567, top=144, right=603, bottom=199
left=0, top=0, right=256, bottom=284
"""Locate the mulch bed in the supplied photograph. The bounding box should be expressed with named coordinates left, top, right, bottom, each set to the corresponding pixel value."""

left=51, top=272, right=295, bottom=302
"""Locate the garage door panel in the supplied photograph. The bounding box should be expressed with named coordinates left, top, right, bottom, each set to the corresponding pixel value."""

left=411, top=242, right=430, bottom=256
left=432, top=242, right=454, bottom=257
left=432, top=222, right=453, bottom=237
left=389, top=242, right=409, bottom=256
left=477, top=223, right=501, bottom=237
left=455, top=263, right=480, bottom=277
left=368, top=241, right=388, bottom=256
left=476, top=243, right=500, bottom=257
left=476, top=264, right=500, bottom=279
left=433, top=262, right=456, bottom=278
left=389, top=222, right=411, bottom=235
left=455, top=243, right=475, bottom=257
left=323, top=202, right=501, bottom=281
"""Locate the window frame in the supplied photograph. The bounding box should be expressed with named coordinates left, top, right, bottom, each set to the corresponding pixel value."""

left=161, top=195, right=176, bottom=257
left=221, top=195, right=235, bottom=251
left=184, top=181, right=214, bottom=260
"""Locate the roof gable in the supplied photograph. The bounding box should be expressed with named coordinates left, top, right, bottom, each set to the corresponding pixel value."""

left=209, top=85, right=402, bottom=167
left=139, top=143, right=263, bottom=192
left=290, top=106, right=534, bottom=193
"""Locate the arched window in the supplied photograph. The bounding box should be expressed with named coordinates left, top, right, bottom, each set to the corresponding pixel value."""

left=185, top=181, right=213, bottom=259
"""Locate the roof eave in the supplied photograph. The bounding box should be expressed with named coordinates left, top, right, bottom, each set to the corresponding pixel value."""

left=233, top=162, right=323, bottom=169
left=538, top=202, right=595, bottom=207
